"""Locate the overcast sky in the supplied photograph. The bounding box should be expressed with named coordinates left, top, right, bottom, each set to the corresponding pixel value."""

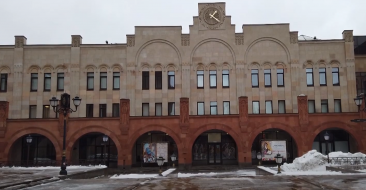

left=0, top=0, right=365, bottom=45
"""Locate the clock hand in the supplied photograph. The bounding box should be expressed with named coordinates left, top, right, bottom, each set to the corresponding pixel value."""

left=209, top=13, right=220, bottom=22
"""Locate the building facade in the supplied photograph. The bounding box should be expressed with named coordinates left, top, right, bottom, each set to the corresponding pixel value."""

left=0, top=2, right=365, bottom=168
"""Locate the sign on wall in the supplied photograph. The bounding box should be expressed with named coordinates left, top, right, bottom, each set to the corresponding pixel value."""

left=142, top=143, right=168, bottom=163
left=260, top=140, right=287, bottom=161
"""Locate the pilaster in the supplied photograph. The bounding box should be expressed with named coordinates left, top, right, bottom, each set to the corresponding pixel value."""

left=342, top=30, right=357, bottom=112
left=120, top=99, right=130, bottom=135
left=297, top=94, right=308, bottom=132
left=71, top=35, right=82, bottom=117
left=12, top=36, right=26, bottom=118
left=238, top=96, right=248, bottom=132
left=179, top=97, right=189, bottom=134
left=0, top=101, right=9, bottom=137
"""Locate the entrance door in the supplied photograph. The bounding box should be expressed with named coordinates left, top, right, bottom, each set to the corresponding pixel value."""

left=208, top=143, right=221, bottom=164
left=95, top=146, right=103, bottom=164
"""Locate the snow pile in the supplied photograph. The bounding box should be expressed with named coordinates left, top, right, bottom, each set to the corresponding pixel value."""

left=329, top=151, right=366, bottom=158
left=281, top=150, right=327, bottom=172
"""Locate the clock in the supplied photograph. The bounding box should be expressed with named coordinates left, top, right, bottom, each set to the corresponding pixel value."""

left=199, top=4, right=226, bottom=30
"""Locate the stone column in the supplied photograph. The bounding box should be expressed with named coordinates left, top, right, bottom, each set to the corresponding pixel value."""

left=343, top=30, right=357, bottom=112
left=12, top=36, right=26, bottom=118
left=70, top=35, right=82, bottom=117
left=179, top=97, right=189, bottom=169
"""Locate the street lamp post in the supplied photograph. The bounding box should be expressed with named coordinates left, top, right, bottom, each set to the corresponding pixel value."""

left=49, top=93, right=81, bottom=175
left=324, top=131, right=330, bottom=163
left=102, top=134, right=109, bottom=167
left=26, top=135, right=33, bottom=167
left=171, top=153, right=176, bottom=168
left=351, top=94, right=366, bottom=123
left=156, top=157, right=165, bottom=176
left=256, top=152, right=262, bottom=166
left=274, top=153, right=283, bottom=174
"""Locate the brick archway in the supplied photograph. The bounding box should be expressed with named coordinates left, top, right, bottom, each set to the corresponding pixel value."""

left=3, top=127, right=61, bottom=161
left=187, top=123, right=243, bottom=164
left=128, top=124, right=182, bottom=154
left=309, top=121, right=364, bottom=152
left=65, top=126, right=122, bottom=161
left=249, top=122, right=301, bottom=156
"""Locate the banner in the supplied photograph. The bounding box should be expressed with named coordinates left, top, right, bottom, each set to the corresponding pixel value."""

left=142, top=143, right=168, bottom=163
left=261, top=140, right=287, bottom=161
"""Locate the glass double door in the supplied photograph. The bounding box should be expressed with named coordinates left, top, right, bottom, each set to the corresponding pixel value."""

left=208, top=143, right=221, bottom=164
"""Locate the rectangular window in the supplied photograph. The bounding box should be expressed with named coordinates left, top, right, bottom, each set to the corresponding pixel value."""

left=264, top=69, right=271, bottom=87
left=277, top=69, right=284, bottom=87
left=113, top=72, right=120, bottom=90
left=210, top=101, right=217, bottom=115
left=0, top=74, right=7, bottom=92
left=251, top=69, right=259, bottom=87
left=197, top=102, right=204, bottom=115
left=99, top=104, right=106, bottom=117
left=168, top=102, right=175, bottom=115
left=334, top=99, right=342, bottom=113
left=87, top=72, right=94, bottom=90
left=155, top=103, right=162, bottom=116
left=332, top=68, right=340, bottom=86
left=142, top=71, right=149, bottom=90
left=223, top=101, right=230, bottom=115
left=86, top=104, right=94, bottom=117
left=29, top=105, right=37, bottom=118
left=306, top=68, right=314, bottom=86
left=42, top=105, right=50, bottom=118
left=31, top=73, right=38, bottom=91
left=112, top=103, right=120, bottom=117
left=142, top=103, right=149, bottom=116
left=209, top=71, right=217, bottom=88
left=321, top=100, right=328, bottom=113
left=252, top=101, right=260, bottom=114
left=100, top=72, right=107, bottom=90
left=278, top=100, right=286, bottom=114
left=355, top=72, right=366, bottom=95
left=308, top=100, right=315, bottom=113
left=168, top=71, right=175, bottom=89
left=44, top=73, right=51, bottom=91
left=155, top=71, right=162, bottom=89
left=197, top=70, right=204, bottom=89
left=222, top=70, right=229, bottom=88
left=265, top=100, right=272, bottom=114
left=319, top=68, right=327, bottom=86
left=57, top=73, right=64, bottom=91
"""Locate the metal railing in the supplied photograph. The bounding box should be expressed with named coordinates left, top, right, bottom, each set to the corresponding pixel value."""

left=0, top=159, right=115, bottom=168
left=328, top=157, right=365, bottom=165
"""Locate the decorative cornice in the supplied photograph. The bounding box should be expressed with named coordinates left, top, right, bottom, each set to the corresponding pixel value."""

left=181, top=34, right=190, bottom=46
left=127, top=35, right=135, bottom=47
left=235, top=33, right=244, bottom=45
left=290, top=31, right=298, bottom=44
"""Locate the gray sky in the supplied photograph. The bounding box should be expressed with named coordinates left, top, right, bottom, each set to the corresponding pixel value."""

left=0, top=0, right=365, bottom=45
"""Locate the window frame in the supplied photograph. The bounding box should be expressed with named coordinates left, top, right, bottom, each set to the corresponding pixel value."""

left=332, top=67, right=340, bottom=86
left=99, top=104, right=107, bottom=117
left=0, top=73, right=8, bottom=92
left=155, top=71, right=162, bottom=90
left=44, top=73, right=51, bottom=92
left=251, top=69, right=259, bottom=88
left=209, top=70, right=217, bottom=88
left=197, top=102, right=205, bottom=115
left=86, top=104, right=94, bottom=118
left=222, top=70, right=230, bottom=88
left=100, top=72, right=107, bottom=91
left=57, top=72, right=65, bottom=91
left=142, top=71, right=150, bottom=90
left=112, top=103, right=120, bottom=117
left=87, top=72, right=94, bottom=91
left=113, top=72, right=120, bottom=90
left=210, top=101, right=217, bottom=115
left=321, top=99, right=328, bottom=113
left=252, top=101, right=260, bottom=114
left=308, top=100, right=315, bottom=113
left=319, top=68, right=327, bottom=86
left=277, top=69, right=284, bottom=87
left=168, top=71, right=175, bottom=89
left=306, top=68, right=314, bottom=87
left=29, top=105, right=37, bottom=118
left=223, top=101, right=230, bottom=115
left=155, top=103, right=162, bottom=116
left=265, top=100, right=273, bottom=114
left=142, top=103, right=149, bottom=116
left=168, top=102, right=175, bottom=116
left=264, top=69, right=272, bottom=87
left=42, top=105, right=50, bottom=118
left=278, top=100, right=286, bottom=114
left=30, top=73, right=38, bottom=92
left=197, top=70, right=204, bottom=89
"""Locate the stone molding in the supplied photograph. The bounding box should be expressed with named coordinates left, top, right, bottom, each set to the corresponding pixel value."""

left=290, top=31, right=298, bottom=44
left=71, top=35, right=82, bottom=47
left=15, top=36, right=27, bottom=48
left=127, top=35, right=135, bottom=47
left=235, top=33, right=244, bottom=45
left=181, top=34, right=190, bottom=46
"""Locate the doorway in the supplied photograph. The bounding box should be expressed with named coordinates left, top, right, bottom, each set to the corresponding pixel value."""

left=208, top=143, right=221, bottom=164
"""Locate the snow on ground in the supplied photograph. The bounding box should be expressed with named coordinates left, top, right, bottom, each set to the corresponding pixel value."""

left=110, top=168, right=176, bottom=179
left=177, top=170, right=256, bottom=178
left=0, top=165, right=107, bottom=176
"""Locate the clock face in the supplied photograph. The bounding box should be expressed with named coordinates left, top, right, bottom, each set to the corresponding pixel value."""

left=199, top=4, right=226, bottom=30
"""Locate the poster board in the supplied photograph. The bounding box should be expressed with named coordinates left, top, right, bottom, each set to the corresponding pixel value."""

left=142, top=143, right=168, bottom=163
left=260, top=140, right=287, bottom=161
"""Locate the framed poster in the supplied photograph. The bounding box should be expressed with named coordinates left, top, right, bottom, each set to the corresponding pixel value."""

left=261, top=140, right=287, bottom=161
left=142, top=142, right=168, bottom=163
left=156, top=143, right=168, bottom=163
